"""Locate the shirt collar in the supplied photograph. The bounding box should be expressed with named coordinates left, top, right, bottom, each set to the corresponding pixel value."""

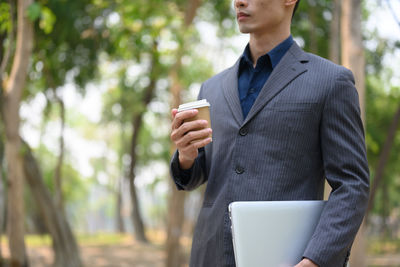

left=240, top=35, right=294, bottom=70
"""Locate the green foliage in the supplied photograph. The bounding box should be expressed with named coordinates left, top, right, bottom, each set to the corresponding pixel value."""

left=3, top=0, right=399, bottom=239
left=366, top=80, right=400, bottom=216
left=39, top=6, right=56, bottom=34
left=27, top=3, right=42, bottom=21
left=368, top=237, right=400, bottom=255
left=26, top=0, right=107, bottom=100
left=34, top=144, right=88, bottom=204
left=198, top=0, right=237, bottom=38
left=0, top=2, right=11, bottom=34
left=292, top=0, right=331, bottom=57
left=364, top=29, right=400, bottom=219
left=3, top=233, right=130, bottom=246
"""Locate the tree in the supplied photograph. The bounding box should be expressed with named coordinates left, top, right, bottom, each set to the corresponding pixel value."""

left=340, top=0, right=367, bottom=265
left=126, top=41, right=160, bottom=242
left=165, top=0, right=236, bottom=265
left=0, top=156, right=4, bottom=265
left=341, top=0, right=365, bottom=122
left=2, top=0, right=34, bottom=265
left=96, top=0, right=166, bottom=242
left=22, top=140, right=83, bottom=267
left=29, top=0, right=103, bottom=218
left=165, top=0, right=203, bottom=263
left=1, top=0, right=107, bottom=264
left=24, top=0, right=112, bottom=262
left=292, top=0, right=332, bottom=59
left=329, top=0, right=341, bottom=64
left=0, top=0, right=13, bottom=263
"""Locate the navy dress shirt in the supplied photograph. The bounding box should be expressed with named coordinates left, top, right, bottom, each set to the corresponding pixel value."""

left=238, top=35, right=294, bottom=119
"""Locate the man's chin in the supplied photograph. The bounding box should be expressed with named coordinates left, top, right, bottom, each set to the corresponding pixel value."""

left=237, top=25, right=251, bottom=34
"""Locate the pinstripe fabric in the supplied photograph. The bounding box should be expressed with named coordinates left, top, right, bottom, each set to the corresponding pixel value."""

left=170, top=42, right=369, bottom=267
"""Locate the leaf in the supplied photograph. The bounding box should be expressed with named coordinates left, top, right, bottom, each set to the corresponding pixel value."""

left=39, top=7, right=56, bottom=34
left=0, top=3, right=11, bottom=33
left=27, top=2, right=42, bottom=22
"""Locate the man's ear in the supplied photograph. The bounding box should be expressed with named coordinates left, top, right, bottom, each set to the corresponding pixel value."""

left=284, top=0, right=297, bottom=7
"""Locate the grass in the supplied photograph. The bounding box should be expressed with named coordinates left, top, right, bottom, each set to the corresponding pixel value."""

left=1, top=229, right=174, bottom=248
left=367, top=237, right=400, bottom=255
left=3, top=232, right=396, bottom=256
left=1, top=233, right=132, bottom=248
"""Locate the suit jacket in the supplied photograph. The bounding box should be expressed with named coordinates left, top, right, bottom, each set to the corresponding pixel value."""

left=170, top=42, right=369, bottom=267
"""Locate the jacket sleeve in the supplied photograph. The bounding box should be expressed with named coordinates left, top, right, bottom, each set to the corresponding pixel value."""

left=302, top=68, right=370, bottom=267
left=170, top=148, right=207, bottom=191
left=169, top=84, right=208, bottom=191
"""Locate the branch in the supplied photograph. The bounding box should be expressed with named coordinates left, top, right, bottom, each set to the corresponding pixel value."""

left=184, top=0, right=202, bottom=27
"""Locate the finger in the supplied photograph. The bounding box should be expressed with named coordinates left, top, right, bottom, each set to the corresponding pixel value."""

left=171, top=108, right=178, bottom=119
left=177, top=120, right=209, bottom=139
left=172, top=119, right=208, bottom=142
left=172, top=109, right=198, bottom=130
left=171, top=121, right=208, bottom=144
left=180, top=128, right=212, bottom=146
left=191, top=137, right=212, bottom=149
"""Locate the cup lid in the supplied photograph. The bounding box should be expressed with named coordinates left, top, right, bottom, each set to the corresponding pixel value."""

left=178, top=99, right=210, bottom=112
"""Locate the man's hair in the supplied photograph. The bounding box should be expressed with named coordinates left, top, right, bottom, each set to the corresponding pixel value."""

left=292, top=0, right=301, bottom=18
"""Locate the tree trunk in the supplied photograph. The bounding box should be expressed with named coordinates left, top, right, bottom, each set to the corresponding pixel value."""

left=53, top=93, right=65, bottom=213
left=329, top=0, right=341, bottom=64
left=166, top=68, right=187, bottom=267
left=166, top=1, right=202, bottom=266
left=341, top=1, right=366, bottom=266
left=341, top=0, right=365, bottom=123
left=0, top=77, right=4, bottom=267
left=127, top=41, right=159, bottom=243
left=0, top=162, right=4, bottom=265
left=3, top=0, right=34, bottom=265
left=116, top=177, right=125, bottom=233
left=324, top=0, right=341, bottom=201
left=0, top=110, right=4, bottom=266
left=309, top=4, right=318, bottom=54
left=22, top=140, right=83, bottom=267
left=381, top=177, right=389, bottom=238
left=128, top=176, right=147, bottom=242
left=0, top=12, right=9, bottom=262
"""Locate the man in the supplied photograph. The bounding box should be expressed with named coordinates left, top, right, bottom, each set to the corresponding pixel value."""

left=170, top=0, right=369, bottom=266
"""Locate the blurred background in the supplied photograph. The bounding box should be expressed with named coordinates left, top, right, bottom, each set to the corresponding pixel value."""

left=0, top=0, right=399, bottom=266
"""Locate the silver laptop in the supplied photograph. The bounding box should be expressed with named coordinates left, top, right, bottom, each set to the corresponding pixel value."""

left=229, top=201, right=326, bottom=267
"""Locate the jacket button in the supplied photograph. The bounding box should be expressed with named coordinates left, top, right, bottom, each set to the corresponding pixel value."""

left=239, top=128, right=248, bottom=136
left=235, top=166, right=244, bottom=174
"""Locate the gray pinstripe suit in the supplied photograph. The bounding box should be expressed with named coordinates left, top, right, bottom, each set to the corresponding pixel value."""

left=170, top=42, right=369, bottom=267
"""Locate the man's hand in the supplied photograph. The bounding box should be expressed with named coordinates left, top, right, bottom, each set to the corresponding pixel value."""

left=294, top=258, right=319, bottom=267
left=170, top=108, right=212, bottom=170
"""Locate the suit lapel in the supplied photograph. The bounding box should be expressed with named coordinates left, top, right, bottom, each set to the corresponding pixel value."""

left=222, top=59, right=243, bottom=125
left=243, top=43, right=309, bottom=126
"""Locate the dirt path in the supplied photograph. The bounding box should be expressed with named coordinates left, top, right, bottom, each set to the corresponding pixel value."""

left=367, top=254, right=400, bottom=267
left=28, top=242, right=169, bottom=267
left=3, top=242, right=399, bottom=267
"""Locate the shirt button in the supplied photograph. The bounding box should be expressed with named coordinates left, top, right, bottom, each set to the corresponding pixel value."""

left=235, top=166, right=244, bottom=174
left=239, top=128, right=248, bottom=136
left=249, top=88, right=255, bottom=94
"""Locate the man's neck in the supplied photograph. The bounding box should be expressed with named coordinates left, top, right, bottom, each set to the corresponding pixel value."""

left=248, top=28, right=291, bottom=67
